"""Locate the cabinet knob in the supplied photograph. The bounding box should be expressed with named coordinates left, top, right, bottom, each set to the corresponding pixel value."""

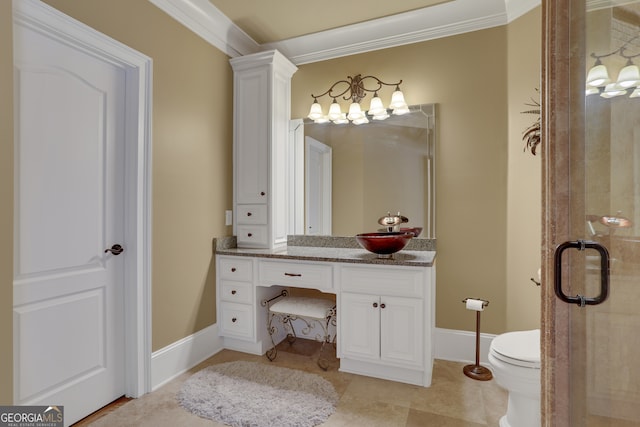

left=231, top=290, right=237, bottom=295
left=260, top=191, right=266, bottom=196
left=373, top=302, right=378, bottom=308
left=232, top=317, right=237, bottom=323
left=380, top=303, right=386, bottom=309
left=231, top=267, right=236, bottom=272
left=247, top=233, right=253, bottom=237
left=247, top=212, right=252, bottom=216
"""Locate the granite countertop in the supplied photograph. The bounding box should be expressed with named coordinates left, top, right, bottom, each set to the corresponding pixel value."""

left=214, top=235, right=436, bottom=267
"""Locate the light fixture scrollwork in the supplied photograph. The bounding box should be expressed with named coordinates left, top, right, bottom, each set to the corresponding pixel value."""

left=586, top=34, right=640, bottom=99
left=308, top=74, right=408, bottom=125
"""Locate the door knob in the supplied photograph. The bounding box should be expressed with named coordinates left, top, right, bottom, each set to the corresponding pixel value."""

left=105, top=244, right=124, bottom=255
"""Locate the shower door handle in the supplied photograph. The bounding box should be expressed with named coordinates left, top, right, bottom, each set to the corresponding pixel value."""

left=554, top=240, right=610, bottom=307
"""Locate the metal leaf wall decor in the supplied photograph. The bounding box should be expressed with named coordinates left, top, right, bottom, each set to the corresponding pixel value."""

left=522, top=89, right=541, bottom=156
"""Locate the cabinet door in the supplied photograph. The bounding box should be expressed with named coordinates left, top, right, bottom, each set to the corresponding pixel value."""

left=235, top=68, right=268, bottom=204
left=380, top=296, right=423, bottom=367
left=340, top=292, right=380, bottom=361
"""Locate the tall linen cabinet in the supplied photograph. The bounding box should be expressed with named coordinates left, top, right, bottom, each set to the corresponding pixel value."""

left=230, top=50, right=298, bottom=248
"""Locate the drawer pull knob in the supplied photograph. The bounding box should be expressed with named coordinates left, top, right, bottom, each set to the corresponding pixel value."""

left=260, top=191, right=266, bottom=196
left=247, top=233, right=253, bottom=237
left=247, top=212, right=252, bottom=216
left=232, top=317, right=237, bottom=323
left=373, top=302, right=378, bottom=308
left=380, top=303, right=386, bottom=309
left=284, top=272, right=302, bottom=277
left=231, top=290, right=237, bottom=295
left=231, top=267, right=236, bottom=272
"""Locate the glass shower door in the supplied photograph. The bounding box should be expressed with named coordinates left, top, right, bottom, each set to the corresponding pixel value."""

left=544, top=0, right=640, bottom=425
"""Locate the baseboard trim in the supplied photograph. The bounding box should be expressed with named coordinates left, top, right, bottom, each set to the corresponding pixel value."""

left=151, top=323, right=224, bottom=391
left=434, top=328, right=496, bottom=365
left=150, top=325, right=496, bottom=391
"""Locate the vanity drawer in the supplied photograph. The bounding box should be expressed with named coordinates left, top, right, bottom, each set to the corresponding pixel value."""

left=218, top=256, right=253, bottom=281
left=220, top=302, right=254, bottom=339
left=236, top=204, right=267, bottom=225
left=340, top=265, right=424, bottom=298
left=236, top=225, right=268, bottom=247
left=220, top=280, right=253, bottom=304
left=259, top=260, right=333, bottom=291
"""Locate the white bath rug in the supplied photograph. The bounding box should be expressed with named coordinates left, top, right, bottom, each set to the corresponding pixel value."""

left=176, top=361, right=338, bottom=427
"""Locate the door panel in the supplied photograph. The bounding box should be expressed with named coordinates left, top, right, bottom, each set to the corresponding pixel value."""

left=340, top=292, right=380, bottom=361
left=380, top=296, right=422, bottom=366
left=545, top=0, right=640, bottom=425
left=14, top=11, right=126, bottom=425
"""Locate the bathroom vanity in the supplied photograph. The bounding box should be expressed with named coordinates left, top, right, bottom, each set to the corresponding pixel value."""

left=215, top=236, right=436, bottom=387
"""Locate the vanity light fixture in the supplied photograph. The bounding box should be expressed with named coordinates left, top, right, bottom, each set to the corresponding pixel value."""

left=307, top=74, right=408, bottom=124
left=586, top=34, right=640, bottom=99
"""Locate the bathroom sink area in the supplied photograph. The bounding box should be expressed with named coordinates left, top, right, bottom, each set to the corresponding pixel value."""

left=356, top=232, right=414, bottom=258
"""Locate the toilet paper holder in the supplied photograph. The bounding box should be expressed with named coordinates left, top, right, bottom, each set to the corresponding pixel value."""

left=461, top=298, right=489, bottom=308
left=461, top=297, right=492, bottom=381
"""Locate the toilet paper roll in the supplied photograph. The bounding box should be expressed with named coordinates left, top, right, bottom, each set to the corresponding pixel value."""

left=465, top=298, right=485, bottom=311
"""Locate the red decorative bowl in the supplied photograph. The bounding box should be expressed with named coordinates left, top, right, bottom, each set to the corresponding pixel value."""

left=400, top=227, right=423, bottom=237
left=356, top=232, right=413, bottom=258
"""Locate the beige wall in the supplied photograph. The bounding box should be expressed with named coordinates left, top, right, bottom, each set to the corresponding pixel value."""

left=40, top=0, right=234, bottom=351
left=506, top=8, right=543, bottom=331
left=292, top=8, right=542, bottom=334
left=0, top=0, right=14, bottom=405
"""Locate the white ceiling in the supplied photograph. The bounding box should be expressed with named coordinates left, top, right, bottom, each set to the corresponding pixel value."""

left=149, top=0, right=541, bottom=64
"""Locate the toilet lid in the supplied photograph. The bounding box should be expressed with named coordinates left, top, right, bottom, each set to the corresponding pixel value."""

left=490, top=329, right=540, bottom=368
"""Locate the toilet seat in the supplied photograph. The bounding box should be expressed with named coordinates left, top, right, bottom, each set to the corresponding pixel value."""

left=490, top=329, right=540, bottom=369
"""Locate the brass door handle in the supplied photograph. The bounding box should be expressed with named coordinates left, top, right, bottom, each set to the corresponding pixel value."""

left=105, top=244, right=124, bottom=255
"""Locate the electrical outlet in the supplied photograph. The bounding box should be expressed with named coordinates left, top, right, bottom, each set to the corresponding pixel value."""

left=225, top=210, right=233, bottom=226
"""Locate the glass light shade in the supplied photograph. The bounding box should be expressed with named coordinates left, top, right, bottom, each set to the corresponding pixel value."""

left=308, top=101, right=324, bottom=120
left=314, top=116, right=330, bottom=123
left=600, top=82, right=627, bottom=98
left=352, top=116, right=369, bottom=125
left=585, top=86, right=599, bottom=96
left=367, top=96, right=386, bottom=116
left=347, top=102, right=365, bottom=121
left=392, top=106, right=411, bottom=116
left=333, top=114, right=349, bottom=124
left=616, top=63, right=640, bottom=88
left=586, top=64, right=610, bottom=87
left=630, top=87, right=640, bottom=98
left=327, top=101, right=343, bottom=121
left=372, top=112, right=390, bottom=120
left=389, top=90, right=408, bottom=109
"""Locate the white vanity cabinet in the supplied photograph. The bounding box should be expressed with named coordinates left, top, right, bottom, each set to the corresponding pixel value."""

left=340, top=293, right=423, bottom=366
left=215, top=251, right=435, bottom=387
left=216, top=255, right=287, bottom=354
left=229, top=50, right=297, bottom=249
left=338, top=263, right=434, bottom=386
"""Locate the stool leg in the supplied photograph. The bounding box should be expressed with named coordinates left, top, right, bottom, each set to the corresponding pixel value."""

left=316, top=314, right=334, bottom=371
left=284, top=315, right=297, bottom=344
left=265, top=312, right=277, bottom=362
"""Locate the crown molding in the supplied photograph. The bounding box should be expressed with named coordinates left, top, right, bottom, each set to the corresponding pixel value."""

left=148, top=0, right=259, bottom=57
left=149, top=0, right=541, bottom=64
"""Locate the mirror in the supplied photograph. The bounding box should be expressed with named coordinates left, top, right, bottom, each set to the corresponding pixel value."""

left=298, top=104, right=436, bottom=238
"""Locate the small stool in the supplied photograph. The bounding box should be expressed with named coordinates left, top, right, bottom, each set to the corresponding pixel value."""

left=261, top=291, right=336, bottom=370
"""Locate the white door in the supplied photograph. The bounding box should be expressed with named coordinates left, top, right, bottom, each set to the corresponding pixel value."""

left=305, top=136, right=332, bottom=235
left=13, top=11, right=127, bottom=426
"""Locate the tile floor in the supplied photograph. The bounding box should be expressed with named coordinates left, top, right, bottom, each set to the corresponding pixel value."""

left=74, top=340, right=508, bottom=426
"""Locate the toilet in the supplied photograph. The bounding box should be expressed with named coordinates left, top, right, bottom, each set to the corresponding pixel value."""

left=489, top=329, right=541, bottom=427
